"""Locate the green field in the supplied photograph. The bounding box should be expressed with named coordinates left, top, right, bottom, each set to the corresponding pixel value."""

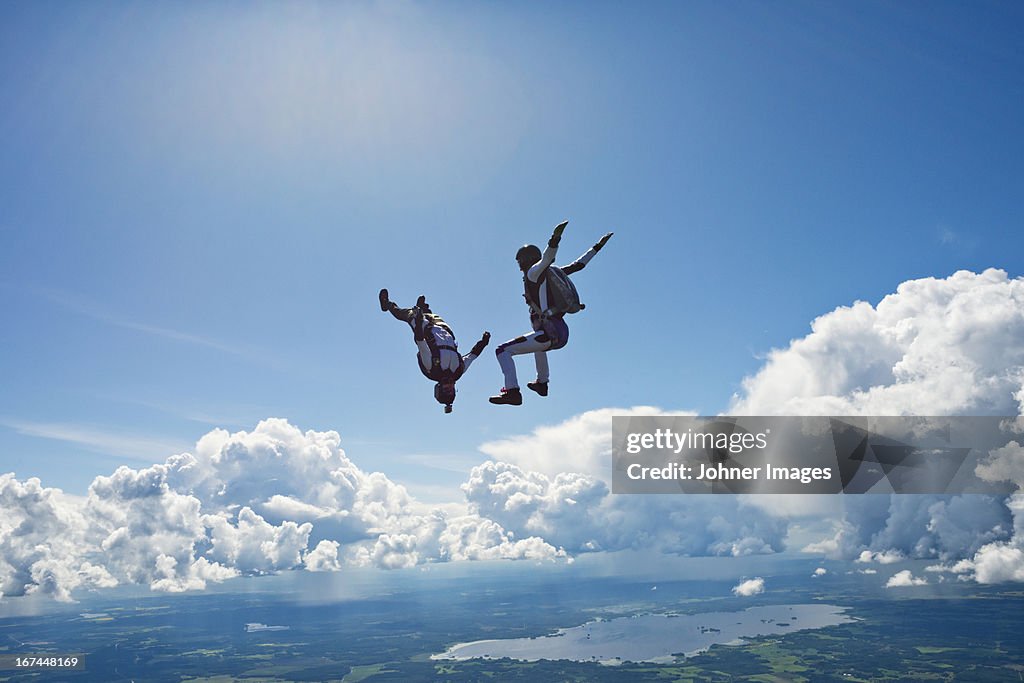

left=0, top=565, right=1021, bottom=681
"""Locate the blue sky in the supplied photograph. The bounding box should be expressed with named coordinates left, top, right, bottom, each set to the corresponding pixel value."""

left=1, top=1, right=1022, bottom=500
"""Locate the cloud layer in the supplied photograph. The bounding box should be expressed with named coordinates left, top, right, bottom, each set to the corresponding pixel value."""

left=4, top=269, right=1024, bottom=600
left=0, top=419, right=564, bottom=600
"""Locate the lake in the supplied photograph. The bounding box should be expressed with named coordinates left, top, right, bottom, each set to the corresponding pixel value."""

left=433, top=603, right=854, bottom=665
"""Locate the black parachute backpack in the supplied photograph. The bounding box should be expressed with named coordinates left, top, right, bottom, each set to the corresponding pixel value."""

left=543, top=265, right=585, bottom=316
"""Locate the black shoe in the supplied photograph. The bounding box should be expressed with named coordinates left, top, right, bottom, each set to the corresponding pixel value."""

left=489, top=388, right=523, bottom=406
left=527, top=381, right=548, bottom=397
left=416, top=295, right=431, bottom=313
left=379, top=289, right=390, bottom=312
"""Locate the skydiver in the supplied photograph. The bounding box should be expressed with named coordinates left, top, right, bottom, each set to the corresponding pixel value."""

left=379, top=289, right=490, bottom=413
left=489, top=221, right=613, bottom=405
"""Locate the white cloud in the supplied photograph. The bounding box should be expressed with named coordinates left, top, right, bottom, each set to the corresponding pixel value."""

left=968, top=544, right=1024, bottom=583
left=732, top=269, right=1024, bottom=417
left=943, top=493, right=1024, bottom=584
left=461, top=455, right=787, bottom=558
left=205, top=507, right=313, bottom=573
left=0, top=419, right=564, bottom=600
left=435, top=515, right=566, bottom=562
left=803, top=495, right=1011, bottom=566
left=813, top=567, right=827, bottom=577
left=0, top=475, right=98, bottom=601
left=469, top=406, right=793, bottom=558
left=729, top=270, right=1024, bottom=582
left=86, top=461, right=241, bottom=592
left=479, top=406, right=686, bottom=480
left=461, top=461, right=609, bottom=551
left=885, top=570, right=928, bottom=588
left=929, top=439, right=1024, bottom=584
left=977, top=441, right=1024, bottom=487
left=732, top=577, right=765, bottom=596
left=304, top=541, right=342, bottom=572
left=857, top=550, right=906, bottom=565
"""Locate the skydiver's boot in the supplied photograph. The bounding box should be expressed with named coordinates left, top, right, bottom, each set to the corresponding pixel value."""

left=379, top=289, right=390, bottom=312
left=416, top=295, right=431, bottom=313
left=527, top=381, right=548, bottom=397
left=489, top=388, right=523, bottom=406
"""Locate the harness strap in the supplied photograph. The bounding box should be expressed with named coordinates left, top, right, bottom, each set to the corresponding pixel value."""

left=523, top=267, right=549, bottom=316
left=417, top=313, right=464, bottom=382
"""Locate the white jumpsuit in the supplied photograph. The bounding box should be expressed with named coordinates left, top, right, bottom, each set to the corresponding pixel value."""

left=495, top=244, right=597, bottom=390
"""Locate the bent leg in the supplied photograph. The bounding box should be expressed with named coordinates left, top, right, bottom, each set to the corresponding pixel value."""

left=495, top=331, right=553, bottom=390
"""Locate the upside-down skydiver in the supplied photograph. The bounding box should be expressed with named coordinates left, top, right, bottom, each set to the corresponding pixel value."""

left=379, top=290, right=490, bottom=413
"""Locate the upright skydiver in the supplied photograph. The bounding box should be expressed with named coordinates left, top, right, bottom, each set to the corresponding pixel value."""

left=489, top=221, right=613, bottom=405
left=379, top=289, right=490, bottom=413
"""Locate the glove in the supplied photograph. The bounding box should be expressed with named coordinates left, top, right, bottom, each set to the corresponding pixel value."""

left=548, top=220, right=568, bottom=249
left=593, top=232, right=613, bottom=251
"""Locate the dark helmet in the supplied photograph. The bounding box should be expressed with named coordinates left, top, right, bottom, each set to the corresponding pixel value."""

left=434, top=382, right=456, bottom=413
left=516, top=244, right=542, bottom=272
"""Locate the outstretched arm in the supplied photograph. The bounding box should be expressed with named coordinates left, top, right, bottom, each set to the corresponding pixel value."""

left=563, top=231, right=613, bottom=275
left=526, top=220, right=568, bottom=283
left=461, top=331, right=491, bottom=373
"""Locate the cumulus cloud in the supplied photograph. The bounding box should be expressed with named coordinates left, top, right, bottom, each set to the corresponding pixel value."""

left=802, top=495, right=1011, bottom=566
left=857, top=550, right=906, bottom=565
left=474, top=407, right=802, bottom=559
left=0, top=475, right=97, bottom=601
left=934, top=493, right=1024, bottom=584
left=7, top=403, right=790, bottom=603
left=434, top=515, right=568, bottom=562
left=967, top=544, right=1024, bottom=583
left=732, top=269, right=1024, bottom=417
left=727, top=270, right=1024, bottom=583
left=304, top=541, right=342, bottom=572
left=0, top=419, right=564, bottom=601
left=925, top=442, right=1024, bottom=584
left=813, top=567, right=827, bottom=577
left=479, top=406, right=685, bottom=480
left=461, top=457, right=787, bottom=558
left=977, top=441, right=1024, bottom=487
left=885, top=570, right=928, bottom=588
left=732, top=577, right=765, bottom=596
